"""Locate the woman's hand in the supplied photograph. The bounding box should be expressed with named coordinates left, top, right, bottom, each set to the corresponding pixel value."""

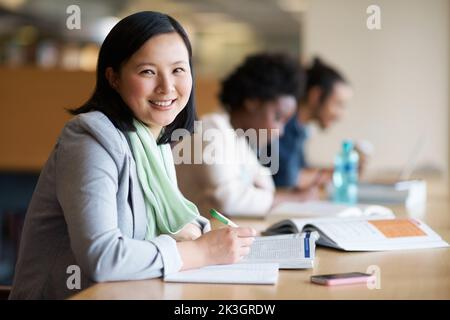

left=298, top=168, right=333, bottom=190
left=354, top=145, right=369, bottom=176
left=177, top=227, right=256, bottom=270
left=171, top=223, right=202, bottom=241
left=198, top=227, right=256, bottom=265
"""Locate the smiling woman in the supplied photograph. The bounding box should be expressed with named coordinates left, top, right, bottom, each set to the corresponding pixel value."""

left=68, top=11, right=197, bottom=145
left=9, top=11, right=256, bottom=300
left=105, top=32, right=193, bottom=139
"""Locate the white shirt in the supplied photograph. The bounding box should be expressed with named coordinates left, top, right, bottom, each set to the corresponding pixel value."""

left=173, top=112, right=275, bottom=217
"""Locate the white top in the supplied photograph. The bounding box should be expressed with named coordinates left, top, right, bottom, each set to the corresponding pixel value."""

left=173, top=112, right=275, bottom=217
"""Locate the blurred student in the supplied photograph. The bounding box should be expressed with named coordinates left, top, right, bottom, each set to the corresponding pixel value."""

left=272, top=57, right=362, bottom=190
left=174, top=53, right=316, bottom=218
left=10, top=11, right=255, bottom=300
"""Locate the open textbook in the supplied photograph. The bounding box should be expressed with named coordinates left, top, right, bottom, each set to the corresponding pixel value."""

left=263, top=217, right=448, bottom=251
left=163, top=232, right=319, bottom=284
left=269, top=200, right=395, bottom=218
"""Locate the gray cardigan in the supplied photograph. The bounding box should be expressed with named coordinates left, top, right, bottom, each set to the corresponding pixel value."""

left=9, top=111, right=210, bottom=299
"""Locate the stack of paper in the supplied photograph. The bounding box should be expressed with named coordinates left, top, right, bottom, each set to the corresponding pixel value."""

left=240, top=232, right=319, bottom=269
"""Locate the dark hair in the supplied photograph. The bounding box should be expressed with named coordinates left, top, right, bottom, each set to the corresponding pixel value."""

left=306, top=57, right=347, bottom=103
left=219, top=52, right=306, bottom=112
left=69, top=11, right=196, bottom=144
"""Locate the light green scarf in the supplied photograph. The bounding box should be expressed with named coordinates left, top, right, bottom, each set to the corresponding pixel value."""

left=127, top=119, right=200, bottom=240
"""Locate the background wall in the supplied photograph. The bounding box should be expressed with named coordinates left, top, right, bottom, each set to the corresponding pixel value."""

left=0, top=0, right=448, bottom=181
left=0, top=67, right=93, bottom=170
left=0, top=67, right=220, bottom=170
left=302, top=0, right=449, bottom=184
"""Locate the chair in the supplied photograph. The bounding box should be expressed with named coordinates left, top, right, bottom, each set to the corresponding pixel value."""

left=0, top=172, right=39, bottom=286
left=0, top=285, right=11, bottom=300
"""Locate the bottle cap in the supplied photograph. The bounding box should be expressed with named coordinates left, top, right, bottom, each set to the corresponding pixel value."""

left=342, top=140, right=353, bottom=153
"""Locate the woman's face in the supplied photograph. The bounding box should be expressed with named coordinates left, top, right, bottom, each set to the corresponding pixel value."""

left=316, top=82, right=352, bottom=130
left=246, top=95, right=297, bottom=146
left=108, top=32, right=192, bottom=137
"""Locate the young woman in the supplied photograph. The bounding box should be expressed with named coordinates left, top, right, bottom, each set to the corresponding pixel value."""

left=174, top=53, right=316, bottom=218
left=10, top=11, right=255, bottom=300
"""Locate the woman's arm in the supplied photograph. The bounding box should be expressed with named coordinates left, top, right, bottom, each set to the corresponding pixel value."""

left=271, top=187, right=320, bottom=209
left=55, top=122, right=184, bottom=282
left=297, top=168, right=333, bottom=190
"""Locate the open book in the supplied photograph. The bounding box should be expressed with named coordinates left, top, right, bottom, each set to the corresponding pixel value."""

left=263, top=217, right=448, bottom=251
left=269, top=200, right=395, bottom=218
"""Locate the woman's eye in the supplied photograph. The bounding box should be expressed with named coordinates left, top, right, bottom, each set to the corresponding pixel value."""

left=141, top=69, right=155, bottom=75
left=174, top=67, right=185, bottom=73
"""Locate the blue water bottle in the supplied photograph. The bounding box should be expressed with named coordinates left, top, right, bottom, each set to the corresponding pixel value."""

left=332, top=140, right=359, bottom=204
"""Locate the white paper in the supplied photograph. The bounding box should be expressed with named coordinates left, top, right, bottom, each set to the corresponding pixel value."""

left=164, top=263, right=279, bottom=285
left=270, top=200, right=394, bottom=218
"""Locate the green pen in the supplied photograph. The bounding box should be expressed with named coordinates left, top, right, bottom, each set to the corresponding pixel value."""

left=209, top=209, right=239, bottom=227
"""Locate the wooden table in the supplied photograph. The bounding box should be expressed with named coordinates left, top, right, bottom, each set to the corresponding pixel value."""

left=71, top=183, right=450, bottom=300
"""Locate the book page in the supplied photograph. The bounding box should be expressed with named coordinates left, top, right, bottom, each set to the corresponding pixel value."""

left=314, top=219, right=391, bottom=242
left=368, top=219, right=426, bottom=238
left=239, top=233, right=318, bottom=268
left=244, top=233, right=314, bottom=260
left=164, top=263, right=279, bottom=285
left=310, top=218, right=448, bottom=251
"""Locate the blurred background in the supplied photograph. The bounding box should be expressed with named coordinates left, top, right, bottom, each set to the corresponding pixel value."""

left=0, top=0, right=448, bottom=284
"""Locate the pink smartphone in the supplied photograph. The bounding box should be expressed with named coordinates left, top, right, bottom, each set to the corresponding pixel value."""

left=310, top=272, right=375, bottom=286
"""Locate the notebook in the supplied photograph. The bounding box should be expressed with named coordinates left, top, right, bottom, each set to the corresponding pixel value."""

left=263, top=217, right=448, bottom=251
left=164, top=232, right=319, bottom=284
left=164, top=263, right=279, bottom=285
left=269, top=200, right=394, bottom=218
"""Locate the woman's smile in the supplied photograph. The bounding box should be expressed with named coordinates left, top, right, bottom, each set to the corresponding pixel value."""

left=148, top=98, right=178, bottom=109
